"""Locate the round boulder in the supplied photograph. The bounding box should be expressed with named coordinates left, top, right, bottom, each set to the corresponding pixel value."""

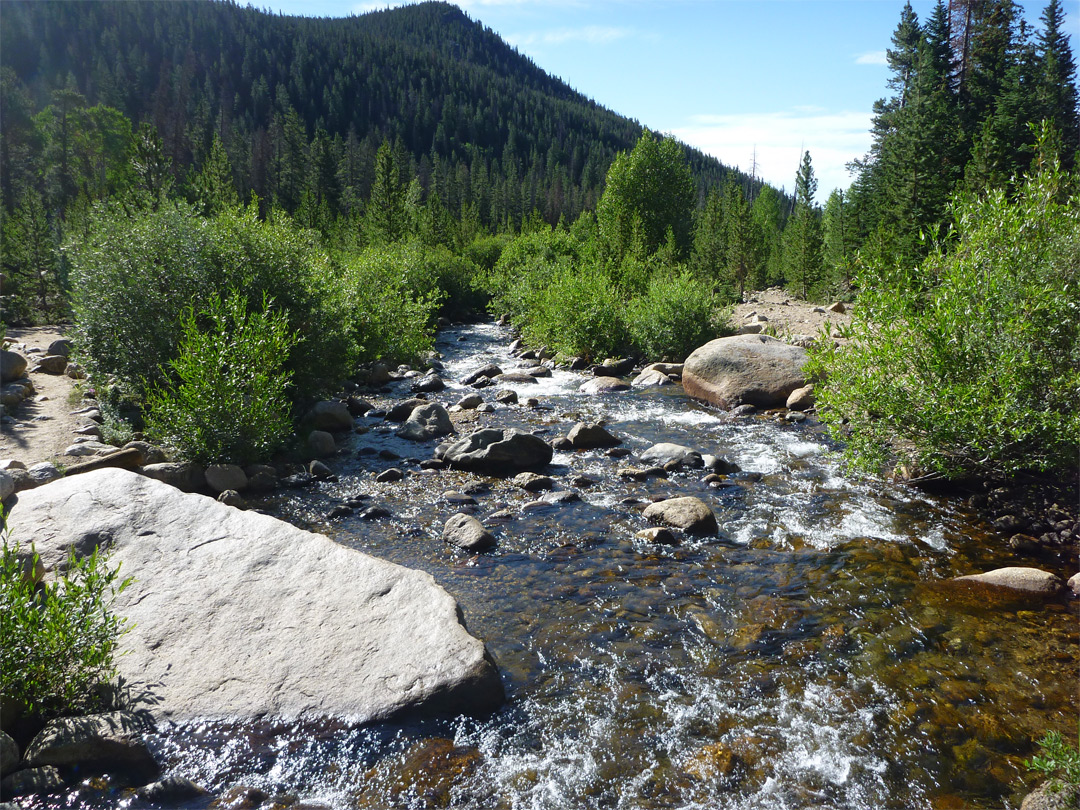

left=34, top=355, right=69, bottom=375
left=204, top=464, right=248, bottom=494
left=579, top=377, right=630, bottom=395
left=0, top=350, right=28, bottom=383
left=566, top=422, right=621, bottom=449
left=643, top=496, right=718, bottom=536
left=442, top=513, right=495, bottom=552
left=683, top=334, right=808, bottom=409
left=640, top=442, right=703, bottom=469
left=786, top=384, right=816, bottom=411
left=307, top=400, right=354, bottom=433
left=305, top=430, right=337, bottom=458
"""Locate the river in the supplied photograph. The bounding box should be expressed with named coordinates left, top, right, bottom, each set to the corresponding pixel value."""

left=147, top=322, right=1076, bottom=810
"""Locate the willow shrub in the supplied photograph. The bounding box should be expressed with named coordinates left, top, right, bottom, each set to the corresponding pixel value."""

left=145, top=293, right=295, bottom=465
left=523, top=262, right=626, bottom=360
left=69, top=202, right=352, bottom=404
left=339, top=244, right=443, bottom=366
left=626, top=268, right=723, bottom=361
left=809, top=150, right=1079, bottom=479
left=1, top=542, right=130, bottom=719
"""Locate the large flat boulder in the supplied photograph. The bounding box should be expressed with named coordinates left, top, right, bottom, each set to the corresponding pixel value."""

left=682, top=334, right=808, bottom=410
left=5, top=469, right=503, bottom=725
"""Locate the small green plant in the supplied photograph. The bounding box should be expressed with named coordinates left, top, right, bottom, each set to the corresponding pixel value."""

left=145, top=291, right=295, bottom=465
left=0, top=540, right=132, bottom=719
left=1027, top=731, right=1080, bottom=794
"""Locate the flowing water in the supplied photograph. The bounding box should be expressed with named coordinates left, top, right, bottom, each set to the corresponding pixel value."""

left=125, top=324, right=1075, bottom=808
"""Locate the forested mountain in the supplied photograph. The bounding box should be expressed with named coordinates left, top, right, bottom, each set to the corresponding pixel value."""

left=0, top=0, right=752, bottom=230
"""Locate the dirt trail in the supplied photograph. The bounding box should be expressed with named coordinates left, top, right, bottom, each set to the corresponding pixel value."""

left=731, top=287, right=852, bottom=344
left=1, top=326, right=84, bottom=468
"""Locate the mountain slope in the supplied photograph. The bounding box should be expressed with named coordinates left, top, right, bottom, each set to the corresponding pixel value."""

left=0, top=0, right=766, bottom=224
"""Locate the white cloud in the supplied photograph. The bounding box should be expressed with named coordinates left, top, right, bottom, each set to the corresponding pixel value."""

left=855, top=50, right=888, bottom=66
left=671, top=109, right=872, bottom=202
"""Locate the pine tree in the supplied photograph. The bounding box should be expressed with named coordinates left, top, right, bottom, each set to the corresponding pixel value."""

left=366, top=138, right=406, bottom=243
left=782, top=152, right=824, bottom=301
left=1035, top=0, right=1079, bottom=166
left=191, top=134, right=239, bottom=216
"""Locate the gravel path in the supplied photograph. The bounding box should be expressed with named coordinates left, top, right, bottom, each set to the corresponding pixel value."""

left=1, top=326, right=84, bottom=468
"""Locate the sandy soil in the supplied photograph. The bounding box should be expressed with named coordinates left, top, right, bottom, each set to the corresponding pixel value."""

left=1, top=326, right=85, bottom=468
left=731, top=287, right=852, bottom=345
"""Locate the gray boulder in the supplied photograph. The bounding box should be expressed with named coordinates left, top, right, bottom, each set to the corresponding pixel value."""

left=439, top=428, right=553, bottom=474
left=579, top=377, right=630, bottom=395
left=412, top=373, right=446, bottom=393
left=23, top=711, right=158, bottom=779
left=0, top=472, right=13, bottom=502
left=566, top=422, right=621, bottom=449
left=0, top=766, right=64, bottom=797
left=1069, top=572, right=1080, bottom=596
left=27, top=462, right=62, bottom=486
left=952, top=567, right=1064, bottom=596
left=640, top=442, right=703, bottom=469
left=0, top=731, right=18, bottom=776
left=46, top=339, right=73, bottom=358
left=462, top=364, right=502, bottom=386
left=632, top=369, right=673, bottom=387
left=139, top=462, right=206, bottom=493
left=683, top=334, right=809, bottom=409
left=0, top=350, right=27, bottom=383
left=643, top=496, right=718, bottom=536
left=455, top=393, right=484, bottom=410
left=398, top=403, right=454, bottom=442
left=387, top=398, right=430, bottom=422
left=205, top=463, right=248, bottom=493
left=305, top=430, right=337, bottom=458
left=306, top=400, right=354, bottom=432
left=442, top=513, right=496, bottom=552
left=5, top=469, right=504, bottom=723
left=34, top=355, right=68, bottom=375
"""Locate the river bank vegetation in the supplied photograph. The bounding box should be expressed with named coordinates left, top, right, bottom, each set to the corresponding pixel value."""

left=0, top=0, right=1076, bottom=481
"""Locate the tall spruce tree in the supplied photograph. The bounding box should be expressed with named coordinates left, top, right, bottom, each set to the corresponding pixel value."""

left=782, top=152, right=824, bottom=301
left=1035, top=0, right=1079, bottom=165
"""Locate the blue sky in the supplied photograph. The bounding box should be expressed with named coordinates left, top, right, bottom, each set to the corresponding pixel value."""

left=260, top=0, right=1080, bottom=202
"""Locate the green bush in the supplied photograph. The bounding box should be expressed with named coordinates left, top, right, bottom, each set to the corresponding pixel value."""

left=809, top=146, right=1079, bottom=479
left=145, top=292, right=295, bottom=464
left=68, top=202, right=352, bottom=404
left=1, top=540, right=131, bottom=719
left=479, top=228, right=583, bottom=323
left=340, top=244, right=443, bottom=365
left=523, top=263, right=626, bottom=360
left=626, top=269, right=723, bottom=361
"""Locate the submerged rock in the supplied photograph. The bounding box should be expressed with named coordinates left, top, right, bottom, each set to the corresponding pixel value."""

left=683, top=334, right=808, bottom=409
left=640, top=442, right=703, bottom=469
left=951, top=567, right=1064, bottom=596
left=5, top=469, right=504, bottom=724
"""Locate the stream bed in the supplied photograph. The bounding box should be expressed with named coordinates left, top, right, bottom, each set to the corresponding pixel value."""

left=149, top=322, right=1076, bottom=810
